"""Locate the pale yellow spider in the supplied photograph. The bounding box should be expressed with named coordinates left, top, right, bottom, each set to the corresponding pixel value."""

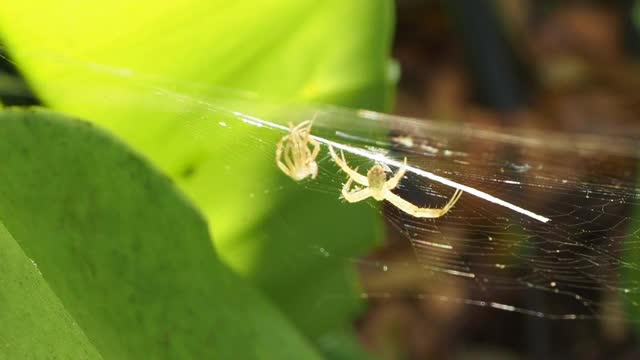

left=329, top=145, right=463, bottom=218
left=276, top=119, right=320, bottom=181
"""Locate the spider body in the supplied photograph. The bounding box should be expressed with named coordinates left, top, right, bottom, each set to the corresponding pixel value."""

left=276, top=120, right=320, bottom=181
left=329, top=145, right=462, bottom=218
left=366, top=165, right=387, bottom=200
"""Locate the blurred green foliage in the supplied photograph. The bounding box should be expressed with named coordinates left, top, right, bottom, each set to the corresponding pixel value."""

left=0, top=218, right=102, bottom=359
left=0, top=0, right=395, bottom=357
left=0, top=108, right=322, bottom=359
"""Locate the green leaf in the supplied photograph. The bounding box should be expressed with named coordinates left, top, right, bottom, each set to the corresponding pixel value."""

left=0, top=220, right=102, bottom=359
left=0, top=107, right=321, bottom=359
left=0, top=1, right=395, bottom=350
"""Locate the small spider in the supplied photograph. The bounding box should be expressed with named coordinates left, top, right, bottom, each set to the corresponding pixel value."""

left=276, top=119, right=320, bottom=181
left=329, top=145, right=463, bottom=218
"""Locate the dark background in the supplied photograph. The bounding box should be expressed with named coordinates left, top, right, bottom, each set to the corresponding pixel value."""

left=356, top=1, right=640, bottom=359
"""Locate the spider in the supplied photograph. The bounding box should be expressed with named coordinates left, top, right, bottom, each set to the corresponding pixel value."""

left=329, top=145, right=463, bottom=218
left=275, top=119, right=320, bottom=181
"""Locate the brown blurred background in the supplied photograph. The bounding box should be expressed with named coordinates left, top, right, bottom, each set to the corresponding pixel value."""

left=356, top=1, right=640, bottom=359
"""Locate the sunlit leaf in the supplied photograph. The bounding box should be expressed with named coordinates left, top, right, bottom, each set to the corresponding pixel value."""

left=0, top=220, right=102, bottom=359
left=0, top=0, right=395, bottom=350
left=0, top=108, right=321, bottom=359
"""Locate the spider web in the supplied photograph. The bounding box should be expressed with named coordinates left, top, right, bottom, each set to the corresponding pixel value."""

left=129, top=78, right=640, bottom=324
left=4, top=51, right=640, bottom=340
left=297, top=106, right=640, bottom=322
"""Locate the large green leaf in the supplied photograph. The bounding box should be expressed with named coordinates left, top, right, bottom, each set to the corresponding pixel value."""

left=0, top=107, right=320, bottom=359
left=0, top=0, right=395, bottom=347
left=0, top=220, right=102, bottom=359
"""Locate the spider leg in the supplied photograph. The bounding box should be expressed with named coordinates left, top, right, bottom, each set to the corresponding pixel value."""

left=293, top=120, right=312, bottom=133
left=383, top=189, right=460, bottom=218
left=300, top=116, right=319, bottom=164
left=328, top=145, right=369, bottom=186
left=300, top=114, right=317, bottom=139
left=275, top=137, right=284, bottom=161
left=341, top=177, right=372, bottom=203
left=308, top=137, right=321, bottom=160
left=442, top=189, right=463, bottom=213
left=283, top=141, right=296, bottom=170
left=275, top=137, right=293, bottom=177
left=306, top=137, right=321, bottom=179
left=276, top=133, right=291, bottom=158
left=276, top=159, right=292, bottom=177
left=296, top=113, right=317, bottom=132
left=386, top=157, right=408, bottom=190
left=276, top=134, right=289, bottom=155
